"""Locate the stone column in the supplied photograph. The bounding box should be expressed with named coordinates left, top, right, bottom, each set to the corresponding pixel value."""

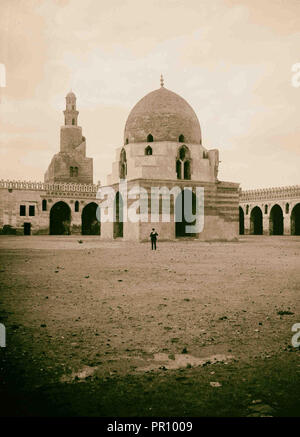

left=244, top=214, right=250, bottom=234
left=71, top=206, right=82, bottom=234
left=101, top=221, right=114, bottom=240
left=284, top=212, right=291, bottom=235
left=263, top=215, right=269, bottom=235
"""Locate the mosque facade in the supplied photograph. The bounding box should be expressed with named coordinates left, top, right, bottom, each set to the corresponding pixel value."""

left=0, top=80, right=299, bottom=239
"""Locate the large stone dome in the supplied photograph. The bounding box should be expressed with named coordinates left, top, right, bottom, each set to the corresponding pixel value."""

left=124, top=86, right=202, bottom=144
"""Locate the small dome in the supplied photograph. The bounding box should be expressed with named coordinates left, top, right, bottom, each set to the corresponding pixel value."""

left=124, top=86, right=201, bottom=144
left=66, top=91, right=76, bottom=99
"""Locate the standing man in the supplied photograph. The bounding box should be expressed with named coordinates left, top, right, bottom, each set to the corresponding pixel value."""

left=150, top=228, right=158, bottom=250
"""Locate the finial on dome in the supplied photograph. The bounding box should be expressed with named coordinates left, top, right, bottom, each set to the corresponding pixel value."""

left=160, top=74, right=164, bottom=87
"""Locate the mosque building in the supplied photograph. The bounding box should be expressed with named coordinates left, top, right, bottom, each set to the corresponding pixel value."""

left=0, top=78, right=299, bottom=238
left=101, top=75, right=239, bottom=241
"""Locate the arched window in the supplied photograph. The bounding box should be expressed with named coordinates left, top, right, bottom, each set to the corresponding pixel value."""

left=125, top=138, right=129, bottom=145
left=145, top=146, right=152, bottom=156
left=176, top=160, right=181, bottom=179
left=246, top=205, right=249, bottom=215
left=119, top=148, right=127, bottom=179
left=264, top=205, right=268, bottom=214
left=285, top=203, right=289, bottom=214
left=184, top=160, right=191, bottom=180
left=70, top=166, right=78, bottom=177
left=179, top=134, right=185, bottom=143
left=176, top=146, right=191, bottom=180
left=72, top=118, right=75, bottom=125
left=179, top=147, right=186, bottom=160
left=42, top=199, right=47, bottom=211
left=75, top=201, right=79, bottom=212
left=147, top=134, right=153, bottom=142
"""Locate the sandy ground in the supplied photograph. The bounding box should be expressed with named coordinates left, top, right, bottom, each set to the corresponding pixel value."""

left=0, top=235, right=299, bottom=416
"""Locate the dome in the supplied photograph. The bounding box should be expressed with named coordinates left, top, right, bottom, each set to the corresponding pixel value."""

left=124, top=86, right=201, bottom=144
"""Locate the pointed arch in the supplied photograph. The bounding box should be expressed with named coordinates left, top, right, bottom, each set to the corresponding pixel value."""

left=145, top=145, right=152, bottom=156
left=175, top=189, right=197, bottom=237
left=81, top=202, right=100, bottom=235
left=184, top=160, right=191, bottom=180
left=50, top=202, right=71, bottom=235
left=176, top=145, right=191, bottom=180
left=176, top=160, right=181, bottom=179
left=119, top=148, right=127, bottom=179
left=239, top=207, right=244, bottom=235
left=291, top=203, right=300, bottom=235
left=250, top=206, right=263, bottom=235
left=147, top=134, right=153, bottom=142
left=269, top=204, right=283, bottom=235
left=179, top=134, right=185, bottom=143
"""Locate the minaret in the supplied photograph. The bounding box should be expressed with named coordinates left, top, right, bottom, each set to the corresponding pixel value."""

left=63, top=91, right=79, bottom=126
left=60, top=91, right=82, bottom=153
left=44, top=91, right=93, bottom=184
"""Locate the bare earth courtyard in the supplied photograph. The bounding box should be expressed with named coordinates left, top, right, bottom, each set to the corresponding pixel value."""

left=0, top=235, right=299, bottom=417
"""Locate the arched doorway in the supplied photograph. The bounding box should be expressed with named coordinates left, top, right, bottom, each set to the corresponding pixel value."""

left=175, top=189, right=196, bottom=237
left=50, top=201, right=71, bottom=235
left=269, top=204, right=283, bottom=235
left=239, top=207, right=244, bottom=235
left=113, top=192, right=123, bottom=238
left=291, top=203, right=300, bottom=235
left=81, top=202, right=100, bottom=235
left=250, top=206, right=263, bottom=235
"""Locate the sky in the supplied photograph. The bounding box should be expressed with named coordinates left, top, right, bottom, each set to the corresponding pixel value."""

left=0, top=0, right=299, bottom=189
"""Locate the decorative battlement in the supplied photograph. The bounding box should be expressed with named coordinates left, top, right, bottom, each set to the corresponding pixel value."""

left=240, top=185, right=300, bottom=202
left=0, top=179, right=100, bottom=193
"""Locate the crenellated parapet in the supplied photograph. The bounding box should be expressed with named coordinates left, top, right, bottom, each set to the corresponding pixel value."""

left=240, top=185, right=300, bottom=202
left=0, top=179, right=100, bottom=193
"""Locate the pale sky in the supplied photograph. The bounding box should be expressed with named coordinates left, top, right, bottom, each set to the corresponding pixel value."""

left=0, top=0, right=299, bottom=189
